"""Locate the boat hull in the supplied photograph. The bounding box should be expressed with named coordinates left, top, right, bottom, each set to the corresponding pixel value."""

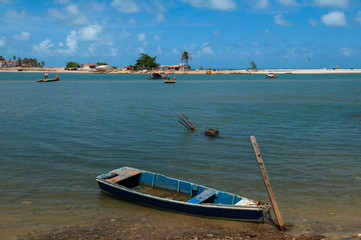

left=37, top=79, right=59, bottom=82
left=96, top=167, right=270, bottom=221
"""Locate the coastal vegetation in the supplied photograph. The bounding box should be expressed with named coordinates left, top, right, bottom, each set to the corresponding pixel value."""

left=66, top=62, right=80, bottom=68
left=134, top=53, right=159, bottom=70
left=1, top=55, right=45, bottom=67
left=181, top=51, right=191, bottom=70
left=249, top=60, right=258, bottom=70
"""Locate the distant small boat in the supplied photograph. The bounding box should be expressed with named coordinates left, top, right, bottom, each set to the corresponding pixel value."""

left=36, top=78, right=60, bottom=82
left=265, top=73, right=276, bottom=78
left=147, top=73, right=170, bottom=80
left=96, top=167, right=270, bottom=221
left=164, top=79, right=175, bottom=84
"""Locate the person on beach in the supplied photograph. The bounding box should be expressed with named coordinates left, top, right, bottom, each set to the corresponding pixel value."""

left=44, top=72, right=48, bottom=79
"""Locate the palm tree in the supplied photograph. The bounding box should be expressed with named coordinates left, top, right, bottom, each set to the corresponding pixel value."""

left=181, top=51, right=191, bottom=71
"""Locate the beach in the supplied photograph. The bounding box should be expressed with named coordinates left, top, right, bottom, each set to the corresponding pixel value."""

left=2, top=67, right=361, bottom=75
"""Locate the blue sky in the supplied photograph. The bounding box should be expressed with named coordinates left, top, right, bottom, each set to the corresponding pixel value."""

left=1, top=0, right=361, bottom=69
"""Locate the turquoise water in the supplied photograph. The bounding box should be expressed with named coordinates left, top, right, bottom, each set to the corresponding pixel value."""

left=1, top=72, right=360, bottom=239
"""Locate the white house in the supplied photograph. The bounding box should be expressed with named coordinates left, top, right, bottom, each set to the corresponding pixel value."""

left=95, top=65, right=113, bottom=72
left=80, top=63, right=96, bottom=70
left=0, top=60, right=18, bottom=68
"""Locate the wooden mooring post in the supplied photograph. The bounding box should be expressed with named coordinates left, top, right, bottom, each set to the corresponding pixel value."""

left=250, top=136, right=286, bottom=231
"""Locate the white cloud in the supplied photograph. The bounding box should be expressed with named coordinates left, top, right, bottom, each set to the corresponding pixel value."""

left=91, top=1, right=106, bottom=11
left=201, top=42, right=214, bottom=55
left=0, top=36, right=5, bottom=46
left=4, top=10, right=26, bottom=19
left=120, top=29, right=130, bottom=39
left=48, top=4, right=88, bottom=25
left=13, top=31, right=31, bottom=41
left=57, top=31, right=77, bottom=54
left=54, top=0, right=69, bottom=4
left=111, top=0, right=140, bottom=13
left=274, top=14, right=292, bottom=26
left=277, top=0, right=298, bottom=7
left=152, top=1, right=167, bottom=22
left=264, top=29, right=273, bottom=36
left=0, top=0, right=10, bottom=3
left=136, top=33, right=146, bottom=42
left=250, top=0, right=269, bottom=9
left=321, top=11, right=347, bottom=27
left=355, top=11, right=361, bottom=25
left=127, top=18, right=137, bottom=25
left=79, top=24, right=103, bottom=41
left=172, top=48, right=180, bottom=55
left=138, top=46, right=145, bottom=54
left=213, top=30, right=220, bottom=36
left=156, top=46, right=162, bottom=55
left=89, top=43, right=96, bottom=55
left=153, top=34, right=163, bottom=41
left=33, top=39, right=55, bottom=54
left=209, top=0, right=236, bottom=11
left=108, top=48, right=118, bottom=57
left=308, top=18, right=318, bottom=26
left=156, top=13, right=165, bottom=23
left=339, top=47, right=353, bottom=56
left=180, top=0, right=236, bottom=11
left=314, top=0, right=349, bottom=8
left=65, top=31, right=77, bottom=52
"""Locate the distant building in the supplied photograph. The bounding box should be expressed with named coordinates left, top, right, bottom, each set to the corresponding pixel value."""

left=0, top=60, right=18, bottom=68
left=80, top=63, right=96, bottom=70
left=168, top=65, right=181, bottom=71
left=95, top=65, right=113, bottom=72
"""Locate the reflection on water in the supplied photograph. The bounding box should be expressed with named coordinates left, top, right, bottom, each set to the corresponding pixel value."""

left=0, top=73, right=360, bottom=239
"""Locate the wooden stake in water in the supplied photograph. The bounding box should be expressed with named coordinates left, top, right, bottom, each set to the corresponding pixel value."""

left=250, top=136, right=286, bottom=231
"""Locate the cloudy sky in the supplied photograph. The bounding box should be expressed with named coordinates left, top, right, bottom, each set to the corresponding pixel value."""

left=1, top=0, right=361, bottom=69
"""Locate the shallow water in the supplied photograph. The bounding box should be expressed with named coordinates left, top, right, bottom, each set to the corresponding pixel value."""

left=1, top=72, right=360, bottom=239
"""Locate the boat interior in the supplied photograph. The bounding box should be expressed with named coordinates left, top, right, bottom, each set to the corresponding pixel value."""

left=100, top=167, right=249, bottom=206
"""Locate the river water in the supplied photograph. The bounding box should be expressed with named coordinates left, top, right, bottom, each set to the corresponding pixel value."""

left=1, top=72, right=360, bottom=239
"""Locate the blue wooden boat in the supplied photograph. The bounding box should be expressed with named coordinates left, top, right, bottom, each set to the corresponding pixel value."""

left=96, top=167, right=270, bottom=221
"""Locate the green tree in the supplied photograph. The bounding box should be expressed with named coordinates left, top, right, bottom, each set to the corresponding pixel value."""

left=249, top=60, right=257, bottom=70
left=41, top=61, right=45, bottom=67
left=97, top=62, right=108, bottom=66
left=66, top=62, right=80, bottom=68
left=0, top=56, right=5, bottom=61
left=134, top=53, right=159, bottom=70
left=181, top=51, right=191, bottom=70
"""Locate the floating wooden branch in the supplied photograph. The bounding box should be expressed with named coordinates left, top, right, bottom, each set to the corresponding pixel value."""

left=177, top=113, right=196, bottom=131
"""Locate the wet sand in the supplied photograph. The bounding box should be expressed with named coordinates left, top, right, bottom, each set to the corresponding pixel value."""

left=18, top=216, right=335, bottom=240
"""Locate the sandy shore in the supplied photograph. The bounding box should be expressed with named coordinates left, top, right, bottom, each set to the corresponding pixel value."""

left=2, top=67, right=361, bottom=74
left=17, top=216, right=340, bottom=240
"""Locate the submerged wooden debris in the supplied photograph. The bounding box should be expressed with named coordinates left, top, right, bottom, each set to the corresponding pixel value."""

left=177, top=113, right=219, bottom=137
left=204, top=128, right=219, bottom=137
left=177, top=113, right=196, bottom=131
